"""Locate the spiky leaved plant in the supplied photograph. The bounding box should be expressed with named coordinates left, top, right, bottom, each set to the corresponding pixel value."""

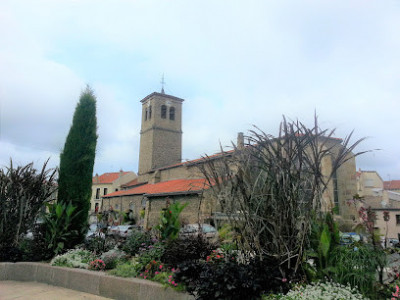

left=199, top=116, right=367, bottom=279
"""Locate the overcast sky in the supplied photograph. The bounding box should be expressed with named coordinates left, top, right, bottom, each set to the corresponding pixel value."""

left=1, top=0, right=399, bottom=180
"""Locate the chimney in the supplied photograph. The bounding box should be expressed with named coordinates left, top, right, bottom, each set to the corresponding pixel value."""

left=94, top=173, right=99, bottom=184
left=119, top=169, right=124, bottom=178
left=237, top=132, right=244, bottom=150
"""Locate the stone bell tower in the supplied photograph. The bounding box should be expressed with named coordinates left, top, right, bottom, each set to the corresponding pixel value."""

left=138, top=91, right=184, bottom=175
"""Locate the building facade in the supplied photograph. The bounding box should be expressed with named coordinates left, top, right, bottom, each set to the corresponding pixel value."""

left=91, top=171, right=137, bottom=214
left=102, top=91, right=359, bottom=229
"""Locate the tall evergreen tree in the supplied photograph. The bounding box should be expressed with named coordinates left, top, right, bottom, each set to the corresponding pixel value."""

left=57, top=86, right=97, bottom=247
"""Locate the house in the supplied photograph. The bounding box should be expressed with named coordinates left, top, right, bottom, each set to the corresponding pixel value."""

left=384, top=180, right=400, bottom=193
left=102, top=90, right=359, bottom=229
left=356, top=169, right=384, bottom=197
left=91, top=171, right=137, bottom=214
left=355, top=170, right=400, bottom=242
left=103, top=178, right=213, bottom=228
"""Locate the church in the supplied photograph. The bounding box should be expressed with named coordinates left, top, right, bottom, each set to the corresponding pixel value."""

left=101, top=90, right=359, bottom=229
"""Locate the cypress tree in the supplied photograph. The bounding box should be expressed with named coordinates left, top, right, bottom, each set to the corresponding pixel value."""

left=57, top=86, right=97, bottom=247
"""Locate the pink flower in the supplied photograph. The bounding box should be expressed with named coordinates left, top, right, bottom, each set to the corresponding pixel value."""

left=144, top=276, right=147, bottom=279
left=168, top=275, right=172, bottom=278
left=171, top=281, right=175, bottom=285
left=155, top=271, right=159, bottom=275
left=168, top=279, right=171, bottom=283
left=282, top=278, right=287, bottom=283
left=171, top=268, right=176, bottom=272
left=393, top=285, right=400, bottom=297
left=159, top=265, right=163, bottom=269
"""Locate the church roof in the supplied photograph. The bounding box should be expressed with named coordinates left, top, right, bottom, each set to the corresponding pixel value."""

left=140, top=92, right=184, bottom=103
left=103, top=178, right=210, bottom=198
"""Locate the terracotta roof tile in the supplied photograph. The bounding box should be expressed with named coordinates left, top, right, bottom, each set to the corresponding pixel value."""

left=104, top=178, right=211, bottom=198
left=384, top=180, right=400, bottom=190
left=93, top=172, right=132, bottom=184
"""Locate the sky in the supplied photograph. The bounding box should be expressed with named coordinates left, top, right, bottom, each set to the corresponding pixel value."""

left=0, top=0, right=399, bottom=180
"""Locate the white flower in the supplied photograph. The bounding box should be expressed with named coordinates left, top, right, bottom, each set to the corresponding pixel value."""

left=278, top=281, right=368, bottom=300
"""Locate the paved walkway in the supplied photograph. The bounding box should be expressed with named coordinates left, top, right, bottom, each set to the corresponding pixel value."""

left=0, top=281, right=112, bottom=300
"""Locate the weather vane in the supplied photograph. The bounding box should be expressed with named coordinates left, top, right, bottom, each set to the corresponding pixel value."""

left=161, top=74, right=165, bottom=94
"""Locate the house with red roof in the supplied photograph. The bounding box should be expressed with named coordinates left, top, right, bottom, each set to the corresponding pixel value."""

left=384, top=180, right=400, bottom=193
left=351, top=171, right=400, bottom=243
left=103, top=178, right=214, bottom=228
left=91, top=170, right=137, bottom=215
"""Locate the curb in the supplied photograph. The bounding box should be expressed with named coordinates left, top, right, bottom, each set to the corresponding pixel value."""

left=0, top=262, right=192, bottom=300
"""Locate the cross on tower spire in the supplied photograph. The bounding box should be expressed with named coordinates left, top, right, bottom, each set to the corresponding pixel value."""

left=160, top=74, right=165, bottom=94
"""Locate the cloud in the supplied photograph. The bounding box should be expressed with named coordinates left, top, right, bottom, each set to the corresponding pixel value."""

left=0, top=0, right=399, bottom=180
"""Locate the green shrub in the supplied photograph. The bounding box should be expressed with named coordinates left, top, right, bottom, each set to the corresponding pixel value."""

left=155, top=202, right=187, bottom=240
left=100, top=249, right=127, bottom=270
left=84, top=235, right=115, bottom=254
left=329, top=243, right=383, bottom=298
left=162, top=235, right=217, bottom=267
left=217, top=223, right=235, bottom=242
left=43, top=202, right=78, bottom=255
left=153, top=271, right=185, bottom=291
left=304, top=212, right=340, bottom=280
left=137, top=241, right=165, bottom=267
left=108, top=257, right=142, bottom=278
left=219, top=242, right=238, bottom=252
left=19, top=224, right=55, bottom=261
left=122, top=230, right=152, bottom=256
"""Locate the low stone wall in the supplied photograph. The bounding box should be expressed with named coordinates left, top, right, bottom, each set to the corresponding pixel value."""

left=0, top=262, right=193, bottom=300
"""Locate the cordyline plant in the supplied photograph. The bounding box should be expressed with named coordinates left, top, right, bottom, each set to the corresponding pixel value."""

left=0, top=159, right=57, bottom=248
left=198, top=116, right=368, bottom=279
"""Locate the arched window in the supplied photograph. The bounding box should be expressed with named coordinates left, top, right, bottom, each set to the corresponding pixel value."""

left=161, top=105, right=167, bottom=119
left=169, top=107, right=175, bottom=120
left=145, top=108, right=148, bottom=121
left=148, top=105, right=152, bottom=119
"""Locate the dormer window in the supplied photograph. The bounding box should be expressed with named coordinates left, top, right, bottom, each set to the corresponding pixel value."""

left=169, top=107, right=175, bottom=120
left=161, top=105, right=167, bottom=119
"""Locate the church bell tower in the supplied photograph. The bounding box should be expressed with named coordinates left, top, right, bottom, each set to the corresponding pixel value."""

left=138, top=91, right=184, bottom=175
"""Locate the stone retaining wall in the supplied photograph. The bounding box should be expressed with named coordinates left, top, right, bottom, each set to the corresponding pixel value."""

left=0, top=262, right=193, bottom=300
